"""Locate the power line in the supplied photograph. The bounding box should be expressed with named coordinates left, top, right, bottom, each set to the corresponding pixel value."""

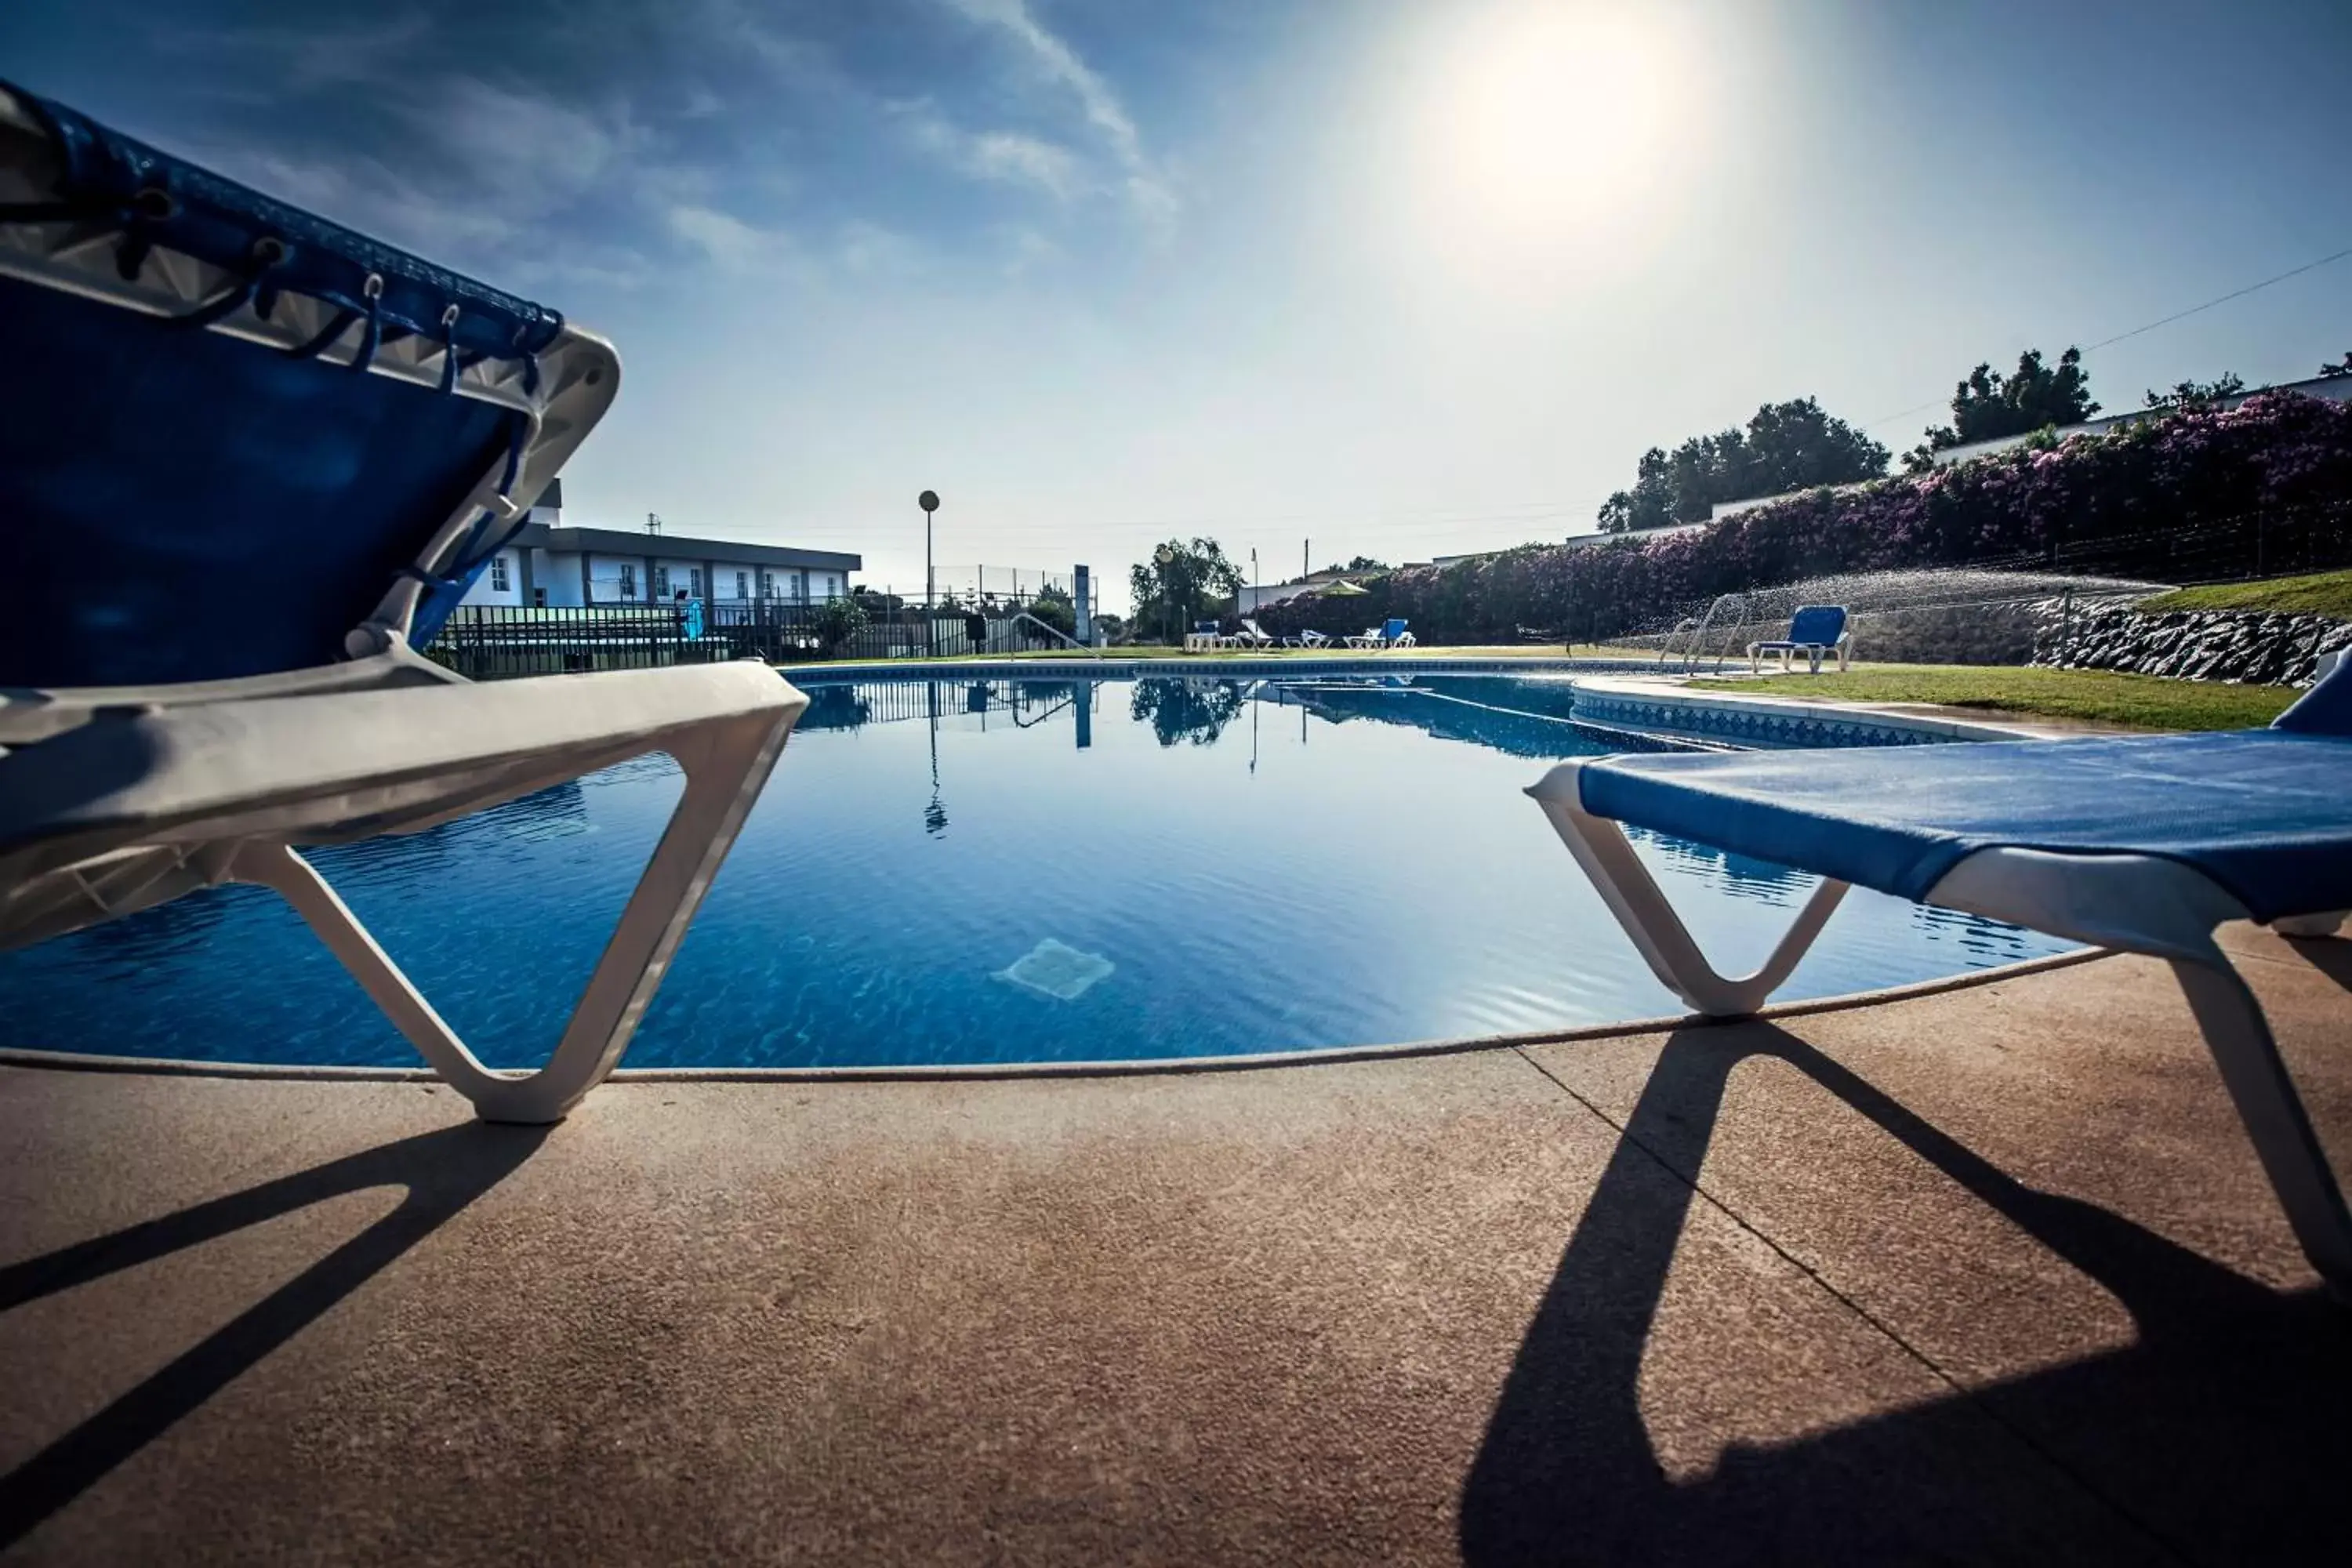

left=1863, top=239, right=2352, bottom=430
left=2081, top=243, right=2352, bottom=353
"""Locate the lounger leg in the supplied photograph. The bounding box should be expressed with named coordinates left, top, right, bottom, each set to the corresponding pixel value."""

left=1527, top=763, right=1849, bottom=1015
left=1928, top=848, right=2352, bottom=1297
left=2170, top=953, right=2352, bottom=1295
left=230, top=706, right=794, bottom=1123
left=2272, top=910, right=2347, bottom=938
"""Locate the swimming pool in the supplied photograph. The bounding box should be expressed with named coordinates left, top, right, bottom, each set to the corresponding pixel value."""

left=0, top=673, right=2072, bottom=1072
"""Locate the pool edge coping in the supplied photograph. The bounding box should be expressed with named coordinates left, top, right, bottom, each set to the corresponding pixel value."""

left=775, top=657, right=2051, bottom=746
left=0, top=946, right=2109, bottom=1087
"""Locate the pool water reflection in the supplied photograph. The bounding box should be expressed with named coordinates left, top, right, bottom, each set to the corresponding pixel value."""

left=0, top=675, right=2074, bottom=1070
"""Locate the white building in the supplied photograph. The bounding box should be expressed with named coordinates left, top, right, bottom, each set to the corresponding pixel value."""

left=459, top=481, right=861, bottom=608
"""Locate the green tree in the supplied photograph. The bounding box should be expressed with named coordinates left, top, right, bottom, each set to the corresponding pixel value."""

left=1915, top=347, right=2100, bottom=461
left=811, top=593, right=869, bottom=654
left=1344, top=555, right=1388, bottom=572
left=1596, top=397, right=1889, bottom=532
left=2144, top=372, right=2245, bottom=411
left=1130, top=538, right=1243, bottom=642
left=2319, top=350, right=2351, bottom=379
left=1025, top=584, right=1077, bottom=637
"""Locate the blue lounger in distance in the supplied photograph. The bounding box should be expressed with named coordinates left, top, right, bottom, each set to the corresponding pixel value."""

left=0, top=84, right=808, bottom=1122
left=1748, top=604, right=1852, bottom=673
left=1527, top=659, right=2352, bottom=1293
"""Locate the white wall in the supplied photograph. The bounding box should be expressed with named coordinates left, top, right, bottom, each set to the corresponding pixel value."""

left=451, top=546, right=848, bottom=607
left=535, top=549, right=583, bottom=607
left=713, top=563, right=757, bottom=601
left=586, top=553, right=648, bottom=603
left=654, top=557, right=709, bottom=600
left=457, top=550, right=524, bottom=607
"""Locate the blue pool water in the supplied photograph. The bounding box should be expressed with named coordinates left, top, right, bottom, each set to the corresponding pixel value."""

left=0, top=674, right=2072, bottom=1070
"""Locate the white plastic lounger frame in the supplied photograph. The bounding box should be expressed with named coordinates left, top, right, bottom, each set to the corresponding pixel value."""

left=1745, top=633, right=1853, bottom=673
left=1526, top=757, right=2352, bottom=1296
left=0, top=97, right=808, bottom=1122
left=3, top=665, right=806, bottom=1123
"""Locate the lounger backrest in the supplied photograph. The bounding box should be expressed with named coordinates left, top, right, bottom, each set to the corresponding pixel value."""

left=1381, top=618, right=1409, bottom=641
left=2272, top=647, right=2352, bottom=735
left=1786, top=605, right=1848, bottom=647
left=0, top=85, right=574, bottom=689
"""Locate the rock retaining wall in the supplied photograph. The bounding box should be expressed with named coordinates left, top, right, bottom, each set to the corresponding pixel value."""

left=2033, top=603, right=2352, bottom=685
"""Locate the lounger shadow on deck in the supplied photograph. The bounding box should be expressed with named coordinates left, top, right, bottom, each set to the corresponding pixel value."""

left=1460, top=1022, right=2352, bottom=1567
left=0, top=1122, right=547, bottom=1548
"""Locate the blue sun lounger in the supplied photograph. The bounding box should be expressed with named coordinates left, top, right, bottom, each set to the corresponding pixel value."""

left=1346, top=618, right=1413, bottom=649
left=1528, top=661, right=2352, bottom=1292
left=1748, top=604, right=1852, bottom=673
left=0, top=84, right=808, bottom=1121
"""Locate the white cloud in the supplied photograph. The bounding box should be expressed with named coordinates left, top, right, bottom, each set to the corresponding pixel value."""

left=969, top=131, right=1086, bottom=198
left=897, top=103, right=1086, bottom=201
left=667, top=202, right=789, bottom=272
left=836, top=220, right=924, bottom=276
left=405, top=78, right=626, bottom=217
left=941, top=0, right=1175, bottom=223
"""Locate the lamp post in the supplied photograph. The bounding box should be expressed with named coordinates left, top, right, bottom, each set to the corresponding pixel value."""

left=1154, top=543, right=1176, bottom=647
left=919, top=489, right=939, bottom=657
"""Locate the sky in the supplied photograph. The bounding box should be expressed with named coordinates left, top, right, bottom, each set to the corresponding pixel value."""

left=6, top=0, right=2350, bottom=610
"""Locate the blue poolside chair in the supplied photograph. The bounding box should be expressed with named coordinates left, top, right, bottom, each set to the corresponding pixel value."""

left=1748, top=604, right=1852, bottom=673
left=1346, top=618, right=1413, bottom=650
left=1527, top=659, right=2352, bottom=1292
left=0, top=85, right=808, bottom=1121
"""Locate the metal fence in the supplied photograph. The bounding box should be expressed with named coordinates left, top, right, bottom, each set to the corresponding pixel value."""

left=924, top=566, right=1074, bottom=606
left=424, top=601, right=1078, bottom=680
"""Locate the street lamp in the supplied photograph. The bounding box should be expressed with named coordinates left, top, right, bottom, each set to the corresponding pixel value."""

left=919, top=489, right=939, bottom=656
left=1154, top=543, right=1175, bottom=646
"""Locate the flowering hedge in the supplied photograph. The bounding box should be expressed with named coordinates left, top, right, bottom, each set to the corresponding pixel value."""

left=1247, top=392, right=2352, bottom=644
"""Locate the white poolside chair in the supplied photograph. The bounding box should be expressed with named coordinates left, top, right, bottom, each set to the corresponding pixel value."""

left=1283, top=630, right=1333, bottom=649
left=1527, top=659, right=2352, bottom=1294
left=1232, top=618, right=1276, bottom=648
left=1345, top=618, right=1413, bottom=650
left=0, top=85, right=807, bottom=1123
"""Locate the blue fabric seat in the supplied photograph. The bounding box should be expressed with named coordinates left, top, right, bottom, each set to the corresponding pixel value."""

left=1527, top=655, right=2352, bottom=1295
left=0, top=82, right=808, bottom=1124
left=0, top=84, right=572, bottom=688
left=1748, top=604, right=1851, bottom=673
left=1576, top=726, right=2350, bottom=924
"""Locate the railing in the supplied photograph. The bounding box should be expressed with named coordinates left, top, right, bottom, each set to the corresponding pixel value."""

left=797, top=677, right=1099, bottom=733
left=1654, top=593, right=1747, bottom=673
left=1009, top=610, right=1088, bottom=651
left=425, top=601, right=1087, bottom=679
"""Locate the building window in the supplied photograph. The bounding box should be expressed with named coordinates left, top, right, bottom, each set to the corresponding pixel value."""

left=653, top=564, right=670, bottom=598
left=735, top=571, right=750, bottom=600
left=760, top=571, right=777, bottom=598
left=689, top=568, right=704, bottom=598
left=619, top=563, right=636, bottom=598
left=488, top=555, right=510, bottom=592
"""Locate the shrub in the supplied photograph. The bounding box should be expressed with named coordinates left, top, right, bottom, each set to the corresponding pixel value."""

left=1248, top=393, right=2352, bottom=645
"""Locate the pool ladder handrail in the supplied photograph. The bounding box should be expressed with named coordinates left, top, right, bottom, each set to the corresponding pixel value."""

left=1655, top=592, right=1747, bottom=673
left=1007, top=611, right=1089, bottom=652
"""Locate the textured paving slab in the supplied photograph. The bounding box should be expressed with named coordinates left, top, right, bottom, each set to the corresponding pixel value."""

left=2, top=936, right=2347, bottom=1566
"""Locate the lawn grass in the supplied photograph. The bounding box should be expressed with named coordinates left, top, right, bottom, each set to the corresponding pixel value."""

left=2135, top=568, right=2352, bottom=619
left=1694, top=662, right=2298, bottom=731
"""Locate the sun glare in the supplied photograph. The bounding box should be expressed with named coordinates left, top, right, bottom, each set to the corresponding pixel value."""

left=1414, top=2, right=1685, bottom=254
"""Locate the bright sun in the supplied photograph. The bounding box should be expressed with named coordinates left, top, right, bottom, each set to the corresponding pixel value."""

left=1417, top=2, right=1681, bottom=249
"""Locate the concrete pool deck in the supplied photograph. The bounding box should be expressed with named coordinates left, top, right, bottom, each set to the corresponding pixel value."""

left=4, top=927, right=2348, bottom=1564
